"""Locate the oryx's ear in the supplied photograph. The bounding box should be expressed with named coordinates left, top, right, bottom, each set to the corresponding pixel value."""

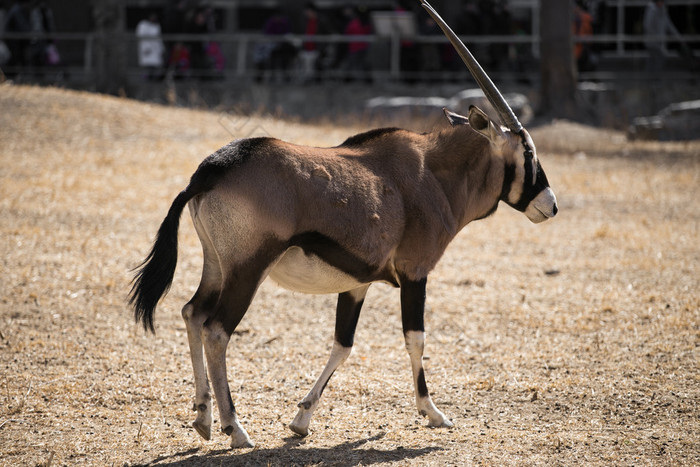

left=468, top=105, right=503, bottom=143
left=443, top=108, right=469, bottom=127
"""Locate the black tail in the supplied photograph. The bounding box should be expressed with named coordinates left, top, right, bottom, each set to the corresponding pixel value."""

left=129, top=188, right=194, bottom=333
left=129, top=157, right=225, bottom=332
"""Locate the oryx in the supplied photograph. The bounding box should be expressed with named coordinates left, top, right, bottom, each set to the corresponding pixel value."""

left=130, top=1, right=557, bottom=448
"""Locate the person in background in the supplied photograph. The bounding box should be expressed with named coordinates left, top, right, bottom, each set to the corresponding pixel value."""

left=342, top=5, right=371, bottom=82
left=28, top=0, right=55, bottom=69
left=5, top=0, right=31, bottom=74
left=573, top=0, right=596, bottom=72
left=643, top=0, right=680, bottom=74
left=187, top=7, right=215, bottom=76
left=0, top=1, right=11, bottom=68
left=136, top=12, right=165, bottom=80
left=299, top=2, right=320, bottom=83
left=255, top=8, right=295, bottom=82
left=167, top=41, right=190, bottom=79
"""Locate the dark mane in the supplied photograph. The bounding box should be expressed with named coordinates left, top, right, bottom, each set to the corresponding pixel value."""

left=339, top=128, right=402, bottom=147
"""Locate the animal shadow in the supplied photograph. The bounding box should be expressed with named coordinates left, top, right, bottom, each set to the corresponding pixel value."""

left=143, top=433, right=442, bottom=466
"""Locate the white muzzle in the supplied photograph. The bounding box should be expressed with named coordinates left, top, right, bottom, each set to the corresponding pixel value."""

left=525, top=187, right=558, bottom=223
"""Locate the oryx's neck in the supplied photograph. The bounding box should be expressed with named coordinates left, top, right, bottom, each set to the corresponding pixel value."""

left=426, top=127, right=504, bottom=230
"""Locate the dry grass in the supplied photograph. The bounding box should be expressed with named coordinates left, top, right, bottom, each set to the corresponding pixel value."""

left=0, top=84, right=698, bottom=466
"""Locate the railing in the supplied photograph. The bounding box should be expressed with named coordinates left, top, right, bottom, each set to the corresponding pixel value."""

left=1, top=31, right=698, bottom=85
left=0, top=32, right=97, bottom=82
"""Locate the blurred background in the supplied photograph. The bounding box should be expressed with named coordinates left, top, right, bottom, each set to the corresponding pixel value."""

left=1, top=0, right=698, bottom=137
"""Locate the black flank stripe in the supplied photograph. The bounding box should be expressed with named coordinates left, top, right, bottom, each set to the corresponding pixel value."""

left=288, top=232, right=397, bottom=286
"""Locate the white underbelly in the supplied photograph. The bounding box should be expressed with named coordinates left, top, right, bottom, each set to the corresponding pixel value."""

left=269, top=246, right=364, bottom=294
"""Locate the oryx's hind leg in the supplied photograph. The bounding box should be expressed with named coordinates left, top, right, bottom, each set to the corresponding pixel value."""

left=401, top=278, right=453, bottom=428
left=182, top=295, right=214, bottom=441
left=182, top=212, right=222, bottom=441
left=290, top=284, right=370, bottom=437
left=203, top=245, right=283, bottom=449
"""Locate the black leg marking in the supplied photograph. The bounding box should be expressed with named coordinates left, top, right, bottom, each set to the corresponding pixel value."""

left=400, top=277, right=427, bottom=333
left=222, top=425, right=234, bottom=436
left=417, top=368, right=429, bottom=398
left=334, top=290, right=366, bottom=348
left=319, top=369, right=336, bottom=398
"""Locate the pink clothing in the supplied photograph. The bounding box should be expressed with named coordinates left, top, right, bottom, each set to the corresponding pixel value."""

left=345, top=18, right=371, bottom=53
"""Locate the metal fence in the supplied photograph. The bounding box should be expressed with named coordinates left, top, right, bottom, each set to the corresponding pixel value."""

left=1, top=30, right=699, bottom=85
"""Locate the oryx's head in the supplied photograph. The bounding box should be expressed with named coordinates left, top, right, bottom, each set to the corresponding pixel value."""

left=422, top=0, right=558, bottom=224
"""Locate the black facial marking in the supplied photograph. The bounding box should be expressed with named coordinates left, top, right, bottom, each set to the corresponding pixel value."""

left=514, top=159, right=549, bottom=212
left=500, top=131, right=551, bottom=213
left=513, top=153, right=535, bottom=212
left=340, top=128, right=401, bottom=147
left=417, top=368, right=430, bottom=398
left=499, top=163, right=516, bottom=202
left=400, top=277, right=427, bottom=333
left=289, top=232, right=397, bottom=286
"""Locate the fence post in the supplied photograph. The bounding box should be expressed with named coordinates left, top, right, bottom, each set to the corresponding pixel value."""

left=390, top=32, right=400, bottom=79
left=617, top=0, right=625, bottom=54
left=236, top=36, right=247, bottom=77
left=84, top=34, right=93, bottom=78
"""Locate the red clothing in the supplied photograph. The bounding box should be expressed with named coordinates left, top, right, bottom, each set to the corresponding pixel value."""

left=573, top=8, right=593, bottom=60
left=304, top=17, right=318, bottom=51
left=345, top=18, right=371, bottom=53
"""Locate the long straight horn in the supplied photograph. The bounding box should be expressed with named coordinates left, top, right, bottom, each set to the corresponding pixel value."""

left=420, top=0, right=523, bottom=134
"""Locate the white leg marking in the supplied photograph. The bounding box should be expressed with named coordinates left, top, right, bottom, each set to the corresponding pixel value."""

left=404, top=330, right=453, bottom=428
left=202, top=320, right=254, bottom=448
left=182, top=304, right=213, bottom=440
left=289, top=341, right=352, bottom=437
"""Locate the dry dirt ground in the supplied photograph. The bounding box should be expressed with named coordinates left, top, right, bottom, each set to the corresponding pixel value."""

left=0, top=85, right=698, bottom=466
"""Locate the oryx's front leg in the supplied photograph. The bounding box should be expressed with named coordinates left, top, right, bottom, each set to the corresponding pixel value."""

left=401, top=278, right=453, bottom=428
left=290, top=284, right=370, bottom=437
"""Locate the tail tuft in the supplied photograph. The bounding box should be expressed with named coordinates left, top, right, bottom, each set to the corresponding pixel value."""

left=129, top=190, right=191, bottom=333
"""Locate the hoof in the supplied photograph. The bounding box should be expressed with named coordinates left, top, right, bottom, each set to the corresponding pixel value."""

left=230, top=434, right=255, bottom=449
left=231, top=439, right=255, bottom=449
left=192, top=421, right=211, bottom=440
left=227, top=424, right=254, bottom=449
left=428, top=418, right=454, bottom=428
left=288, top=423, right=309, bottom=437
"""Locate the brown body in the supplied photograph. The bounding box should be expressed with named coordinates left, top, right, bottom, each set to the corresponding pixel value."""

left=130, top=1, right=558, bottom=449
left=130, top=107, right=557, bottom=447
left=196, top=119, right=507, bottom=289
